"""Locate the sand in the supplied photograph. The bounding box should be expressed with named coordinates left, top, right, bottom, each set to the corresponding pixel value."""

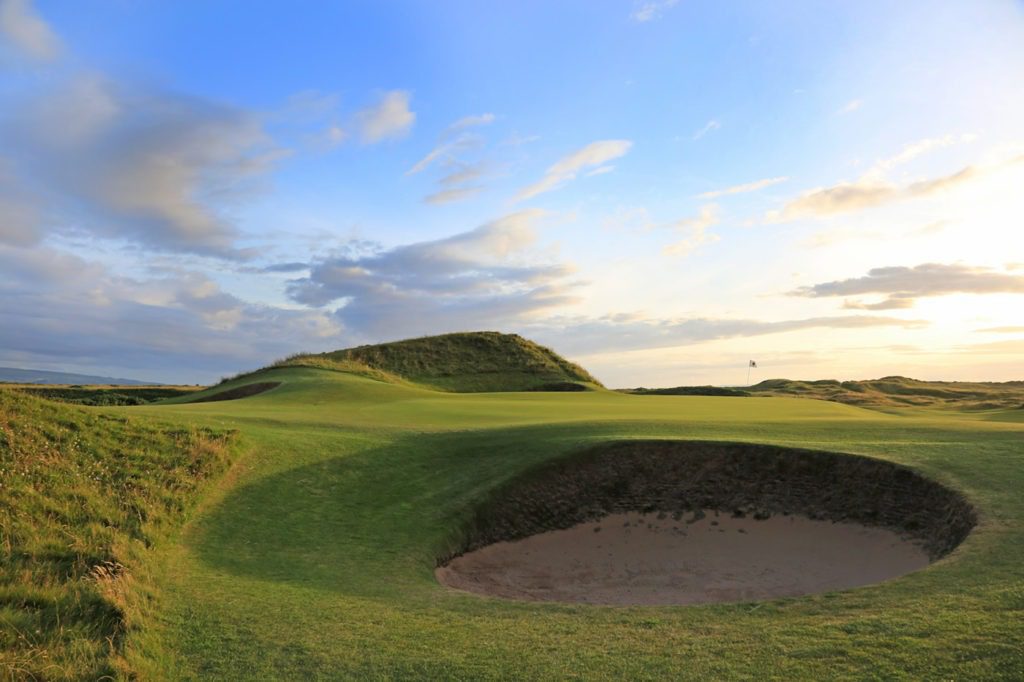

left=436, top=511, right=930, bottom=605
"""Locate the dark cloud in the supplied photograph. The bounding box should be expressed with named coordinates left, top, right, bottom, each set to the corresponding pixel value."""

left=791, top=263, right=1024, bottom=309
left=1, top=74, right=284, bottom=257
left=0, top=245, right=341, bottom=383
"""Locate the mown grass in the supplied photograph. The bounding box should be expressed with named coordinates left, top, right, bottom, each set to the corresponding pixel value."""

left=0, top=389, right=238, bottom=679
left=115, top=367, right=1024, bottom=680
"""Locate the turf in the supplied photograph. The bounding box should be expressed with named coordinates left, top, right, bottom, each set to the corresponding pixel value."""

left=116, top=366, right=1023, bottom=680
left=4, top=344, right=1023, bottom=679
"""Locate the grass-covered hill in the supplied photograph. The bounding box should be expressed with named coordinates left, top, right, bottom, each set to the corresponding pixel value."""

left=264, top=331, right=602, bottom=393
left=747, top=376, right=1024, bottom=410
left=625, top=376, right=1024, bottom=410
left=0, top=388, right=238, bottom=679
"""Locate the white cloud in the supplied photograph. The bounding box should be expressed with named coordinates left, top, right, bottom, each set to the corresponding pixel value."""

left=286, top=210, right=581, bottom=340
left=586, top=165, right=616, bottom=177
left=356, top=90, right=415, bottom=143
left=768, top=141, right=1019, bottom=222
left=516, top=139, right=632, bottom=201
left=838, top=99, right=863, bottom=115
left=448, top=113, right=495, bottom=132
left=692, top=119, right=721, bottom=140
left=664, top=204, right=720, bottom=257
left=698, top=176, right=789, bottom=199
left=423, top=186, right=482, bottom=205
left=0, top=0, right=61, bottom=61
left=631, top=0, right=680, bottom=23
left=3, top=74, right=284, bottom=257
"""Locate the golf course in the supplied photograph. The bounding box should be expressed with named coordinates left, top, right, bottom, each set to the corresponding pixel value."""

left=3, top=332, right=1022, bottom=680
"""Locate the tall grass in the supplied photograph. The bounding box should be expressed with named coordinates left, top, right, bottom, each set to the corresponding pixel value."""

left=0, top=389, right=239, bottom=679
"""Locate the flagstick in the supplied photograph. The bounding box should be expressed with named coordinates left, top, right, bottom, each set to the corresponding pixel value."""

left=747, top=363, right=751, bottom=386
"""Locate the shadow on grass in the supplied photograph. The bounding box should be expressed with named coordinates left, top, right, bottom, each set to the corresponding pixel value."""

left=189, top=423, right=617, bottom=597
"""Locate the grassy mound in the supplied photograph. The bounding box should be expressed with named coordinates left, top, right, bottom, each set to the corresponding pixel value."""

left=748, top=376, right=1024, bottom=409
left=0, top=388, right=238, bottom=679
left=12, top=384, right=201, bottom=406
left=271, top=331, right=602, bottom=392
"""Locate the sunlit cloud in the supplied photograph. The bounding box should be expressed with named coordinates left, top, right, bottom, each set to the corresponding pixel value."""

left=792, top=263, right=1024, bottom=309
left=516, top=139, right=632, bottom=201
left=356, top=90, right=415, bottom=143
left=663, top=204, right=719, bottom=257
left=699, top=176, right=788, bottom=200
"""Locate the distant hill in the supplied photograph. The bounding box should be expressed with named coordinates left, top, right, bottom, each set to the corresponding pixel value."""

left=0, top=366, right=157, bottom=386
left=747, top=376, right=1024, bottom=410
left=267, top=331, right=604, bottom=393
left=623, top=376, right=1024, bottom=410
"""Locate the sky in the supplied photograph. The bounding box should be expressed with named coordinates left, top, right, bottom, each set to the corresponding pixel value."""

left=0, top=0, right=1023, bottom=387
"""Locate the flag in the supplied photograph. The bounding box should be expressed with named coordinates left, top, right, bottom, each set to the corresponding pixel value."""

left=749, top=360, right=757, bottom=368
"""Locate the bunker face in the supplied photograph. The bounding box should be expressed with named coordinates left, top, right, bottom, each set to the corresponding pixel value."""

left=437, top=511, right=930, bottom=605
left=437, top=441, right=975, bottom=606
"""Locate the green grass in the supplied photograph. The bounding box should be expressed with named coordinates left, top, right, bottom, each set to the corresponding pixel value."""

left=0, top=389, right=238, bottom=679
left=11, top=384, right=201, bottom=406
left=4, top=350, right=1024, bottom=679
left=267, top=331, right=603, bottom=392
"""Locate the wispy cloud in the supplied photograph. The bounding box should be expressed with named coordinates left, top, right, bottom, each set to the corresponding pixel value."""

left=769, top=134, right=993, bottom=221
left=528, top=313, right=927, bottom=356
left=664, top=204, right=719, bottom=257
left=516, top=139, right=632, bottom=201
left=791, top=263, right=1024, bottom=309
left=692, top=119, right=721, bottom=140
left=407, top=113, right=495, bottom=205
left=838, top=98, right=863, bottom=115
left=975, top=326, right=1024, bottom=334
left=423, top=186, right=482, bottom=205
left=698, top=176, right=788, bottom=200
left=0, top=0, right=61, bottom=61
left=355, top=90, right=415, bottom=143
left=406, top=112, right=493, bottom=175
left=631, top=0, right=680, bottom=23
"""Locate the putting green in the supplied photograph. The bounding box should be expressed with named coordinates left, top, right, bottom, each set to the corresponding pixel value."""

left=126, top=367, right=1023, bottom=679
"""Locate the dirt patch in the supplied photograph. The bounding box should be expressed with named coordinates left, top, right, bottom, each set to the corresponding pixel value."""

left=437, top=441, right=976, bottom=605
left=188, top=382, right=281, bottom=403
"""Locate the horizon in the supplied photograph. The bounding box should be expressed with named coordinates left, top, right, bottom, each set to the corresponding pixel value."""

left=1, top=1, right=1023, bottom=387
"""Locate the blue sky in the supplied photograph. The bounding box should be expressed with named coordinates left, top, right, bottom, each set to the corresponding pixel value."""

left=1, top=0, right=1023, bottom=385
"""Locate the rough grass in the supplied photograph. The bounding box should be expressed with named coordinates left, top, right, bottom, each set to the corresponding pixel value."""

left=624, top=376, right=1024, bottom=410
left=0, top=389, right=238, bottom=679
left=747, top=376, right=1024, bottom=410
left=11, top=384, right=202, bottom=406
left=271, top=331, right=602, bottom=392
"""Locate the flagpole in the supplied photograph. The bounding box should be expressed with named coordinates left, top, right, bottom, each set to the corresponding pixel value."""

left=747, top=362, right=751, bottom=386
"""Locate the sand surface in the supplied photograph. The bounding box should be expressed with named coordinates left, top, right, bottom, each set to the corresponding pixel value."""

left=437, top=511, right=930, bottom=605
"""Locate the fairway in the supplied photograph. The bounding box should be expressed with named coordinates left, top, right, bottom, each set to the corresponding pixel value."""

left=112, top=367, right=1024, bottom=680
